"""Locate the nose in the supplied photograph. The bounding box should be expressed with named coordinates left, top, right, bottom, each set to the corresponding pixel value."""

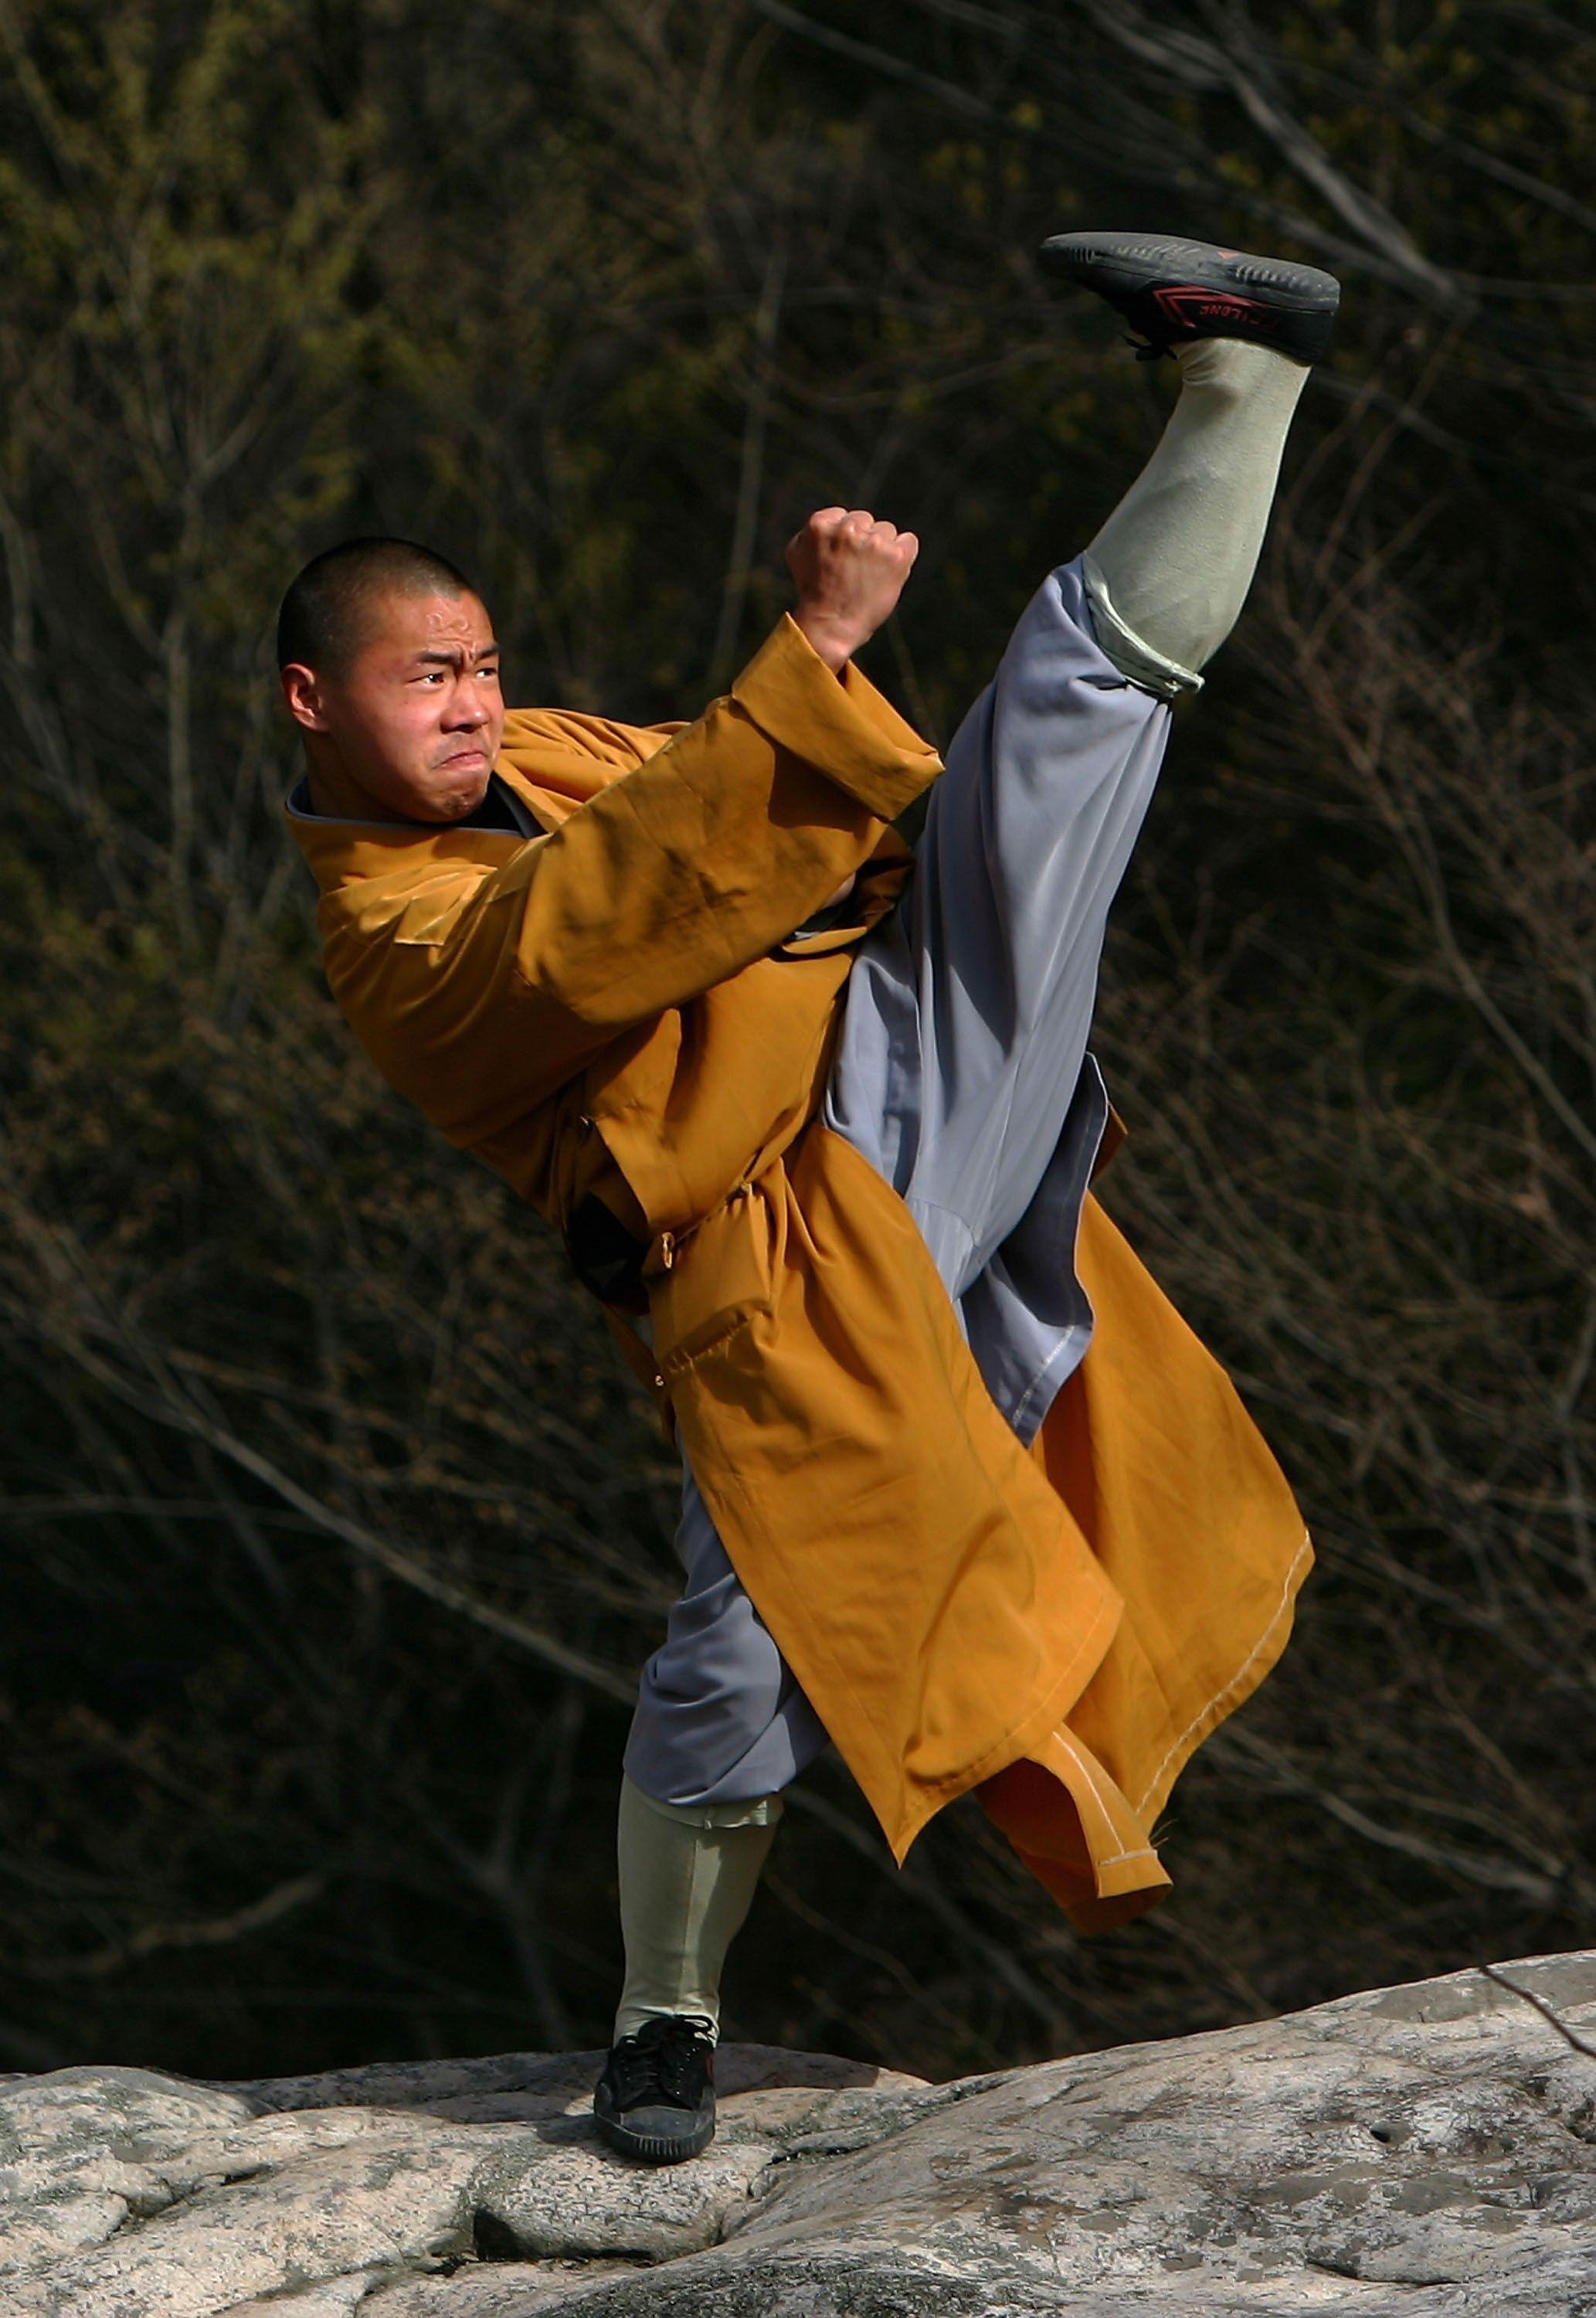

left=443, top=681, right=489, bottom=729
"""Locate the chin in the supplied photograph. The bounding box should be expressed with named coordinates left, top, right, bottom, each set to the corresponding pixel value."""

left=420, top=772, right=491, bottom=822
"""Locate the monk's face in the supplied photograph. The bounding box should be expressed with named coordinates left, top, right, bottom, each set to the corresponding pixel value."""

left=285, top=588, right=505, bottom=823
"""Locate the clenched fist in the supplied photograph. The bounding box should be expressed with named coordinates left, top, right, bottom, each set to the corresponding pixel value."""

left=785, top=506, right=919, bottom=672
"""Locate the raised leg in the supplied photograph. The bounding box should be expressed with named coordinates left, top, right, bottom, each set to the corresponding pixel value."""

left=826, top=328, right=1315, bottom=1332
left=1083, top=337, right=1310, bottom=695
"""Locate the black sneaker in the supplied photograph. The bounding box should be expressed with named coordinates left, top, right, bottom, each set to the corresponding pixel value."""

left=1037, top=231, right=1340, bottom=365
left=593, top=2013, right=717, bottom=2163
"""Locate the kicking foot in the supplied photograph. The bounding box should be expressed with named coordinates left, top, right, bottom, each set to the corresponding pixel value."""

left=593, top=2014, right=717, bottom=2163
left=1037, top=232, right=1340, bottom=365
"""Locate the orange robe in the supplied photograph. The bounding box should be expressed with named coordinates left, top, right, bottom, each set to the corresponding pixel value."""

left=287, top=614, right=1309, bottom=1929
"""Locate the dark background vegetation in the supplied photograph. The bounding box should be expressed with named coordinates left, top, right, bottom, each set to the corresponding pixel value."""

left=1, top=0, right=1592, bottom=2082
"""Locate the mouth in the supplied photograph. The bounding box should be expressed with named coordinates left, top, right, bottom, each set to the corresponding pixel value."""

left=437, top=747, right=490, bottom=772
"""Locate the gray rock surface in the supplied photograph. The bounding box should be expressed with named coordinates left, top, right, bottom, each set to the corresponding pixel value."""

left=1, top=1953, right=1591, bottom=2315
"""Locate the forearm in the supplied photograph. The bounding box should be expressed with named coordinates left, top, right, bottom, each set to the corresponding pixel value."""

left=506, top=623, right=936, bottom=1022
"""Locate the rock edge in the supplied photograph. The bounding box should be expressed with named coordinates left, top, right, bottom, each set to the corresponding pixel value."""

left=2, top=1951, right=1591, bottom=2315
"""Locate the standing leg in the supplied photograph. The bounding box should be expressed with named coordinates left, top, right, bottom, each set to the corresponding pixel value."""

left=623, top=1464, right=829, bottom=1817
left=613, top=1453, right=828, bottom=2058
left=591, top=1776, right=759, bottom=2160
left=595, top=1463, right=827, bottom=2165
left=612, top=1776, right=783, bottom=2044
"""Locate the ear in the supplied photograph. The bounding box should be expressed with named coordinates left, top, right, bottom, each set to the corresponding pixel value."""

left=280, top=662, right=331, bottom=732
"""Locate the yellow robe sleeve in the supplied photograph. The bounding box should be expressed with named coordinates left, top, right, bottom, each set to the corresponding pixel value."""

left=316, top=619, right=941, bottom=1147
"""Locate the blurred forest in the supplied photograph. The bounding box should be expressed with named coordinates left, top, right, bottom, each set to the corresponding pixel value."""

left=1, top=0, right=1594, bottom=2084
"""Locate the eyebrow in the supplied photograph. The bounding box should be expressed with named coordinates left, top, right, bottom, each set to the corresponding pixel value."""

left=413, top=641, right=501, bottom=664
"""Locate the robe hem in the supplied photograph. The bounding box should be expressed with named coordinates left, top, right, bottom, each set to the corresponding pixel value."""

left=881, top=1579, right=1126, bottom=1868
left=1132, top=1528, right=1315, bottom=1827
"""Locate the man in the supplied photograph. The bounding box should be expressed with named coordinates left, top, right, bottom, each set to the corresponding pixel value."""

left=282, top=234, right=1336, bottom=2164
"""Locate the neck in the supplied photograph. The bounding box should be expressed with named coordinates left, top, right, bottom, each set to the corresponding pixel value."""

left=302, top=741, right=410, bottom=824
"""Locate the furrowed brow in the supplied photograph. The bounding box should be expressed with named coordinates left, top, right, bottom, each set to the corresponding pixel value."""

left=413, top=641, right=501, bottom=666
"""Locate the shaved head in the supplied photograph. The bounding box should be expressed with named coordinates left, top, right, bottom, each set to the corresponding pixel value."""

left=277, top=537, right=476, bottom=677
left=277, top=541, right=504, bottom=825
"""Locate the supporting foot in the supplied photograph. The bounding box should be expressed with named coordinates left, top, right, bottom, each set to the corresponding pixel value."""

left=1037, top=231, right=1340, bottom=364
left=593, top=2014, right=717, bottom=2163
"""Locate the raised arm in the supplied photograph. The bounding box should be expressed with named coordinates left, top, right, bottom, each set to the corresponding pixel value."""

left=319, top=602, right=939, bottom=1147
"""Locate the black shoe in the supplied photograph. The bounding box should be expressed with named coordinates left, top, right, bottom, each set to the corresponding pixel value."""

left=593, top=2014, right=717, bottom=2163
left=1037, top=231, right=1340, bottom=365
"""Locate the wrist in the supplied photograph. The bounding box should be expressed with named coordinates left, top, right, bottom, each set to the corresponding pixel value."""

left=792, top=607, right=866, bottom=673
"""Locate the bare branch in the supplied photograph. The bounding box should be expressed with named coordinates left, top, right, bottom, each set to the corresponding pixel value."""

left=1478, top=1963, right=1596, bottom=2063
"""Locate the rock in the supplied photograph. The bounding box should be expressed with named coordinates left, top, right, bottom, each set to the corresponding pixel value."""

left=1, top=1953, right=1591, bottom=2314
left=0, top=2065, right=253, bottom=2276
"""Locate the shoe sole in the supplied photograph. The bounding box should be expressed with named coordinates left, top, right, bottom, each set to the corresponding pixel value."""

left=593, top=2108, right=716, bottom=2164
left=1037, top=233, right=1340, bottom=317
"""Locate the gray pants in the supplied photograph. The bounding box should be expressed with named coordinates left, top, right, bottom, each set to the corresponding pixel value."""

left=623, top=555, right=1172, bottom=1806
